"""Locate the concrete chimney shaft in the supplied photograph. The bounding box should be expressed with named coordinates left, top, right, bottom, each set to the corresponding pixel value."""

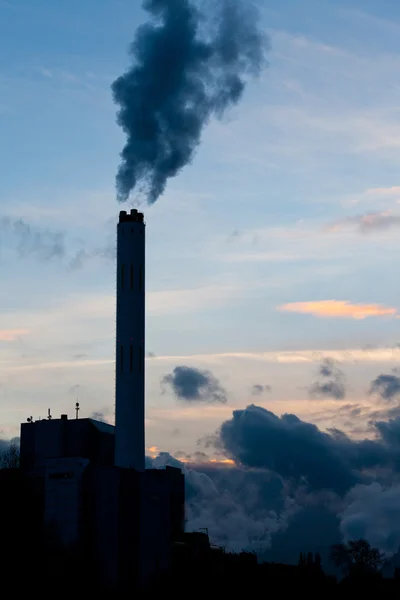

left=114, top=209, right=145, bottom=470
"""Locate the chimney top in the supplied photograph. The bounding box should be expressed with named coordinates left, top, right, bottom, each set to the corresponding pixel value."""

left=61, top=414, right=68, bottom=420
left=119, top=210, right=144, bottom=224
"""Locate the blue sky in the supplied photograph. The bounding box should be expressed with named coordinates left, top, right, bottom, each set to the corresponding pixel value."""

left=1, top=0, right=400, bottom=458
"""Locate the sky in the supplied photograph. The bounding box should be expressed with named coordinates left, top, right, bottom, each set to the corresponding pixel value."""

left=1, top=0, right=400, bottom=477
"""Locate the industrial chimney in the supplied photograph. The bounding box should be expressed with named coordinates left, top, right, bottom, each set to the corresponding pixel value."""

left=114, top=209, right=145, bottom=470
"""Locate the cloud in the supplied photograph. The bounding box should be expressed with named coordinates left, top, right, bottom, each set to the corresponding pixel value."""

left=366, top=186, right=400, bottom=198
left=161, top=366, right=227, bottom=403
left=310, top=380, right=346, bottom=401
left=369, top=374, right=400, bottom=402
left=327, top=212, right=400, bottom=234
left=340, top=483, right=400, bottom=556
left=217, top=405, right=357, bottom=494
left=0, top=329, right=29, bottom=342
left=374, top=418, right=400, bottom=448
left=309, top=358, right=346, bottom=400
left=278, top=300, right=397, bottom=320
left=212, top=405, right=400, bottom=495
left=146, top=402, right=400, bottom=560
left=151, top=347, right=400, bottom=364
left=149, top=451, right=299, bottom=553
left=251, top=384, right=271, bottom=396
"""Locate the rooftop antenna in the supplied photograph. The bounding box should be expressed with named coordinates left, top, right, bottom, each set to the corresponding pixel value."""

left=27, top=416, right=33, bottom=423
left=47, top=408, right=52, bottom=420
left=75, top=401, right=80, bottom=419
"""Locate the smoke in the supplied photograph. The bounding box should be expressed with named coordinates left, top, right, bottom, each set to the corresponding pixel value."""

left=0, top=217, right=65, bottom=261
left=112, top=0, right=268, bottom=204
left=309, top=358, right=346, bottom=400
left=90, top=411, right=107, bottom=423
left=161, top=365, right=227, bottom=403
left=0, top=217, right=115, bottom=268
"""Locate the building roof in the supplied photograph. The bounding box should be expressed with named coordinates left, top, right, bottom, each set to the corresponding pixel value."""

left=89, top=419, right=115, bottom=435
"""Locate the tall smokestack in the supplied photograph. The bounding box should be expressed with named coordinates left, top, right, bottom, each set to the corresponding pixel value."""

left=115, top=209, right=145, bottom=471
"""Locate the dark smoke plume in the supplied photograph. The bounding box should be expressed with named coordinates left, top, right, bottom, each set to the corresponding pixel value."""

left=112, top=0, right=268, bottom=203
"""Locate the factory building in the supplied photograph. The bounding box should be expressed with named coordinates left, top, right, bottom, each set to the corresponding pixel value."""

left=18, top=415, right=184, bottom=588
left=2, top=209, right=185, bottom=591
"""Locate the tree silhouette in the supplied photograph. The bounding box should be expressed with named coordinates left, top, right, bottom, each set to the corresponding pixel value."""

left=331, top=539, right=385, bottom=578
left=0, top=441, right=20, bottom=469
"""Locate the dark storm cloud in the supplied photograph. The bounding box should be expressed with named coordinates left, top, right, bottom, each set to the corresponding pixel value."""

left=212, top=404, right=400, bottom=495
left=251, top=384, right=271, bottom=396
left=112, top=0, right=268, bottom=203
left=162, top=365, right=227, bottom=403
left=309, top=358, right=346, bottom=400
left=369, top=374, right=400, bottom=401
left=149, top=451, right=299, bottom=553
left=218, top=405, right=356, bottom=493
left=339, top=482, right=400, bottom=557
left=374, top=418, right=400, bottom=448
left=149, top=401, right=400, bottom=560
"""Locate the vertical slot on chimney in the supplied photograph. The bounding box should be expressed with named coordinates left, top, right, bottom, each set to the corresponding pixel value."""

left=130, top=264, right=134, bottom=290
left=139, top=346, right=143, bottom=373
left=121, top=264, right=125, bottom=291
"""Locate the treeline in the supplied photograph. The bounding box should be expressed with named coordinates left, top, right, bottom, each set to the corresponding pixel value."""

left=141, top=540, right=400, bottom=598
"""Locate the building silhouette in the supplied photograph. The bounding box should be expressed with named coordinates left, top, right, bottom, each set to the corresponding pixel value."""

left=0, top=210, right=185, bottom=591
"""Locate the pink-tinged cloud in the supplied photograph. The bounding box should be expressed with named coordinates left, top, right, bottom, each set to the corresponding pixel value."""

left=366, top=186, right=400, bottom=197
left=326, top=211, right=400, bottom=233
left=0, top=328, right=30, bottom=341
left=278, top=300, right=397, bottom=320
